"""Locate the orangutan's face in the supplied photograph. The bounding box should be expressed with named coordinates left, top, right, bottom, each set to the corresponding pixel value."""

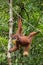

left=12, top=35, right=17, bottom=44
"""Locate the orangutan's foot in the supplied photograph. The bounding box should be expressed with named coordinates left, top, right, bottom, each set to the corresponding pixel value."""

left=23, top=51, right=28, bottom=56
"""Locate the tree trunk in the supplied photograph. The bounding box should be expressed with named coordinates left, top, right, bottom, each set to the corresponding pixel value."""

left=7, top=0, right=13, bottom=65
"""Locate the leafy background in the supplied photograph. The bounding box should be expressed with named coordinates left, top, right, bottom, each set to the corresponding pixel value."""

left=0, top=0, right=43, bottom=65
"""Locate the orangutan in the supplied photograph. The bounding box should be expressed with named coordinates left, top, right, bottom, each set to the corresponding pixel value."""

left=9, top=16, right=40, bottom=56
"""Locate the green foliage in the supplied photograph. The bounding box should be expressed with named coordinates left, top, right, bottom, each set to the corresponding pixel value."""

left=0, top=36, right=8, bottom=52
left=0, top=0, right=43, bottom=65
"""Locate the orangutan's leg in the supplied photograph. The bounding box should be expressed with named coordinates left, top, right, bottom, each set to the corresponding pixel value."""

left=23, top=44, right=30, bottom=56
